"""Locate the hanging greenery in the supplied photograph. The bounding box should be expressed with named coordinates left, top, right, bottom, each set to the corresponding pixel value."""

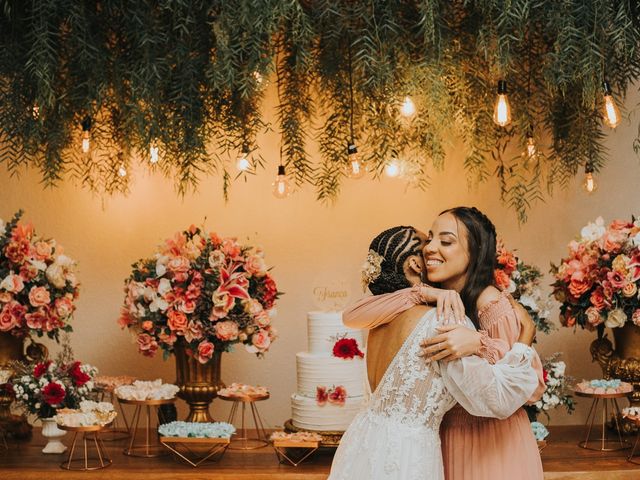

left=1, top=1, right=639, bottom=219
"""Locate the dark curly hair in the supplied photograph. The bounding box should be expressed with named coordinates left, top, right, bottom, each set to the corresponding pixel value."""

left=367, top=226, right=423, bottom=295
left=439, top=206, right=497, bottom=327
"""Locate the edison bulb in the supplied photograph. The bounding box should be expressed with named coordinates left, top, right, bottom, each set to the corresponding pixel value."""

left=118, top=165, right=127, bottom=177
left=236, top=153, right=250, bottom=172
left=583, top=172, right=597, bottom=193
left=272, top=165, right=290, bottom=199
left=602, top=81, right=620, bottom=128
left=82, top=131, right=90, bottom=153
left=253, top=71, right=264, bottom=85
left=385, top=160, right=401, bottom=177
left=347, top=144, right=366, bottom=179
left=32, top=104, right=40, bottom=120
left=492, top=80, right=512, bottom=127
left=399, top=96, right=416, bottom=118
left=150, top=143, right=159, bottom=164
left=526, top=135, right=536, bottom=159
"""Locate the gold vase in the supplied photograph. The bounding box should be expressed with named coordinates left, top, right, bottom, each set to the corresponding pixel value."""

left=591, top=322, right=640, bottom=431
left=174, top=342, right=224, bottom=423
left=0, top=332, right=32, bottom=439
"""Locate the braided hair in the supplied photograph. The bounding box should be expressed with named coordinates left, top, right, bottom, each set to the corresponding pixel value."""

left=367, top=226, right=423, bottom=295
left=440, top=206, right=497, bottom=327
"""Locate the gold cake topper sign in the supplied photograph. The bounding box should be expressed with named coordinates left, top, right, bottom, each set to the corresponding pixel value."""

left=312, top=280, right=350, bottom=311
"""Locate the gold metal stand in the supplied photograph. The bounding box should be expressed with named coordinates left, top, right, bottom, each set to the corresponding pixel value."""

left=273, top=439, right=319, bottom=467
left=97, top=389, right=130, bottom=441
left=119, top=397, right=175, bottom=457
left=160, top=436, right=230, bottom=467
left=627, top=416, right=640, bottom=465
left=219, top=392, right=269, bottom=450
left=59, top=425, right=111, bottom=471
left=576, top=390, right=631, bottom=451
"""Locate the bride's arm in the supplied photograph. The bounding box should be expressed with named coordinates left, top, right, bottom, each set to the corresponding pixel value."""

left=438, top=343, right=538, bottom=419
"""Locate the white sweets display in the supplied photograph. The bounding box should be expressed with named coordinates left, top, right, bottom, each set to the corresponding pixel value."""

left=291, top=311, right=366, bottom=431
left=114, top=379, right=179, bottom=401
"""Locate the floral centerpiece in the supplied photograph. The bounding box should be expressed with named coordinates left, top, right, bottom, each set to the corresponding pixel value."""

left=11, top=360, right=97, bottom=419
left=0, top=210, right=79, bottom=339
left=118, top=225, right=279, bottom=361
left=524, top=353, right=574, bottom=423
left=494, top=241, right=554, bottom=333
left=551, top=216, right=640, bottom=330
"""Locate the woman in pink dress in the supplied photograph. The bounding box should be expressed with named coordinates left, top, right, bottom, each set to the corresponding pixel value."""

left=344, top=207, right=544, bottom=480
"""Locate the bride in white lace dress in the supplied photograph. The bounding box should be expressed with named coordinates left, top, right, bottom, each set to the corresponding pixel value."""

left=328, top=226, right=539, bottom=480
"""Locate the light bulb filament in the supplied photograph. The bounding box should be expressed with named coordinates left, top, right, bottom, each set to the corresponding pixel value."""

left=82, top=131, right=90, bottom=153
left=150, top=143, right=159, bottom=164
left=604, top=96, right=620, bottom=128
left=400, top=96, right=416, bottom=118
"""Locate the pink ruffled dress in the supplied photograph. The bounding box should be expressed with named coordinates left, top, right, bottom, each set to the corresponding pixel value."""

left=343, top=287, right=545, bottom=480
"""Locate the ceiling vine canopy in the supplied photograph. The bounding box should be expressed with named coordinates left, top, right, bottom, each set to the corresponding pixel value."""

left=1, top=0, right=639, bottom=219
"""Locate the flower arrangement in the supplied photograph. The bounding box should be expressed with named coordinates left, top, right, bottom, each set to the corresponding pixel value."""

left=332, top=337, right=364, bottom=359
left=524, top=353, right=574, bottom=422
left=361, top=250, right=383, bottom=291
left=551, top=216, right=640, bottom=330
left=0, top=211, right=79, bottom=340
left=494, top=241, right=554, bottom=334
left=118, top=225, right=280, bottom=363
left=11, top=360, right=97, bottom=419
left=316, top=385, right=347, bottom=406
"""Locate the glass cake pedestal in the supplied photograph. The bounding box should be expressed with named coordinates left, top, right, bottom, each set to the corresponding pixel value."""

left=284, top=419, right=343, bottom=448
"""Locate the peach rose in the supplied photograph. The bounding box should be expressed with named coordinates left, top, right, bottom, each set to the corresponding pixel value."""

left=214, top=320, right=239, bottom=341
left=178, top=298, right=196, bottom=314
left=196, top=341, right=215, bottom=364
left=142, top=320, right=154, bottom=331
left=632, top=309, right=640, bottom=327
left=590, top=288, right=606, bottom=310
left=255, top=311, right=271, bottom=328
left=0, top=273, right=24, bottom=293
left=29, top=286, right=51, bottom=307
left=585, top=307, right=603, bottom=327
left=25, top=309, right=47, bottom=330
left=184, top=321, right=204, bottom=343
left=568, top=271, right=591, bottom=298
left=493, top=269, right=511, bottom=291
left=244, top=255, right=267, bottom=277
left=137, top=334, right=158, bottom=357
left=243, top=299, right=264, bottom=316
left=167, top=309, right=188, bottom=333
left=623, top=282, right=638, bottom=298
left=167, top=256, right=190, bottom=274
left=251, top=329, right=271, bottom=351
left=0, top=301, right=24, bottom=331
left=208, top=250, right=226, bottom=269
left=0, top=292, right=12, bottom=303
left=33, top=241, right=53, bottom=260
left=159, top=330, right=177, bottom=346
left=54, top=297, right=74, bottom=318
left=211, top=290, right=233, bottom=319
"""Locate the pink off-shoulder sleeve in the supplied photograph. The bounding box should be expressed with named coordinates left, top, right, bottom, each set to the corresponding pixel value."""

left=478, top=291, right=546, bottom=403
left=342, top=286, right=421, bottom=330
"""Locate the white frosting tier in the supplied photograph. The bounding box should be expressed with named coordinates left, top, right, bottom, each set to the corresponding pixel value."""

left=291, top=393, right=363, bottom=431
left=296, top=352, right=365, bottom=398
left=307, top=311, right=364, bottom=355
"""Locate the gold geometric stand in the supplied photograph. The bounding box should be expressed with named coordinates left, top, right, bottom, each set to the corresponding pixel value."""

left=219, top=393, right=269, bottom=450
left=119, top=397, right=175, bottom=457
left=59, top=425, right=112, bottom=471
left=273, top=439, right=319, bottom=467
left=97, top=390, right=131, bottom=442
left=627, top=416, right=640, bottom=465
left=160, top=436, right=230, bottom=467
left=576, top=391, right=631, bottom=451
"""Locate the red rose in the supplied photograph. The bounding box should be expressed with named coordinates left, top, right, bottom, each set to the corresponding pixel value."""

left=42, top=382, right=66, bottom=406
left=316, top=386, right=328, bottom=406
left=542, top=369, right=549, bottom=384
left=33, top=361, right=52, bottom=379
left=261, top=274, right=278, bottom=310
left=332, top=338, right=364, bottom=359
left=69, top=361, right=90, bottom=387
left=328, top=386, right=347, bottom=405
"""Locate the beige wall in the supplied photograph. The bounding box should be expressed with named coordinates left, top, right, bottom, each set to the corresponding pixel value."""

left=2, top=86, right=640, bottom=429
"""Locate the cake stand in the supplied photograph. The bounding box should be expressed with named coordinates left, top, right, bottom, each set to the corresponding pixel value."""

left=575, top=389, right=632, bottom=451
left=59, top=424, right=112, bottom=471
left=284, top=419, right=343, bottom=448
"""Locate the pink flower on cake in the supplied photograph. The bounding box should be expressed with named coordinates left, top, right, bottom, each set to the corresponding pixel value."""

left=197, top=340, right=214, bottom=364
left=28, top=286, right=50, bottom=307
left=215, top=320, right=239, bottom=341
left=0, top=273, right=24, bottom=293
left=328, top=386, right=347, bottom=406
left=316, top=386, right=328, bottom=406
left=333, top=338, right=364, bottom=359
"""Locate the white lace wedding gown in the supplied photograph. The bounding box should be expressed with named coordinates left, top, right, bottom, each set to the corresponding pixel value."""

left=328, top=309, right=538, bottom=480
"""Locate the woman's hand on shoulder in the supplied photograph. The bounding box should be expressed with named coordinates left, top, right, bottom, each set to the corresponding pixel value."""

left=417, top=285, right=466, bottom=324
left=419, top=324, right=482, bottom=362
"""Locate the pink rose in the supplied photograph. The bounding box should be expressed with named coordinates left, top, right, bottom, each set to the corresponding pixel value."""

left=606, top=270, right=626, bottom=290
left=609, top=219, right=633, bottom=231
left=243, top=299, right=263, bottom=316
left=568, top=271, right=591, bottom=298
left=28, top=286, right=51, bottom=307
left=0, top=273, right=24, bottom=293
left=54, top=297, right=74, bottom=318
left=632, top=309, right=640, bottom=327
left=214, top=320, right=239, bottom=341
left=602, top=230, right=624, bottom=253
left=33, top=241, right=53, bottom=260
left=5, top=240, right=30, bottom=264
left=208, top=250, right=226, bottom=269
left=251, top=329, right=271, bottom=351
left=167, top=256, right=191, bottom=282
left=19, top=264, right=39, bottom=281
left=0, top=301, right=25, bottom=331
left=585, top=307, right=603, bottom=327
left=142, top=320, right=154, bottom=331
left=137, top=333, right=159, bottom=357
left=211, top=290, right=234, bottom=319
left=167, top=309, right=188, bottom=333
left=159, top=330, right=177, bottom=346
left=25, top=309, right=47, bottom=330
left=196, top=341, right=214, bottom=364
left=255, top=311, right=271, bottom=328
left=0, top=292, right=12, bottom=303
left=590, top=288, right=606, bottom=311
left=244, top=255, right=267, bottom=277
left=184, top=321, right=204, bottom=343
left=221, top=238, right=241, bottom=259
left=178, top=298, right=196, bottom=314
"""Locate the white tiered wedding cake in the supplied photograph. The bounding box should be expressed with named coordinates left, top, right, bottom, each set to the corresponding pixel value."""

left=291, top=311, right=366, bottom=431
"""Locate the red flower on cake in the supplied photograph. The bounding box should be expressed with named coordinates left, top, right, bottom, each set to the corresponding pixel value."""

left=42, top=382, right=66, bottom=406
left=316, top=386, right=328, bottom=406
left=328, top=386, right=347, bottom=406
left=332, top=338, right=364, bottom=359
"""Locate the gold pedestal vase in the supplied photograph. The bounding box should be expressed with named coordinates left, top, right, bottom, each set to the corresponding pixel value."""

left=0, top=332, right=32, bottom=439
left=591, top=323, right=640, bottom=433
left=174, top=342, right=224, bottom=422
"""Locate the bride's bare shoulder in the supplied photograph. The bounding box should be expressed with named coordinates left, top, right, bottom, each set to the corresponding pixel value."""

left=476, top=285, right=501, bottom=309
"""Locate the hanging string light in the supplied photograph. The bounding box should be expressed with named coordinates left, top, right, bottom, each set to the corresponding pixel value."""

left=582, top=162, right=597, bottom=194
left=81, top=116, right=92, bottom=153
left=523, top=44, right=537, bottom=161
left=601, top=80, right=621, bottom=129
left=236, top=151, right=250, bottom=172
left=525, top=131, right=536, bottom=159
left=346, top=39, right=366, bottom=179
left=117, top=164, right=127, bottom=178
left=272, top=164, right=290, bottom=198
left=384, top=159, right=401, bottom=178
left=493, top=80, right=512, bottom=127
left=149, top=141, right=159, bottom=164
left=399, top=96, right=416, bottom=118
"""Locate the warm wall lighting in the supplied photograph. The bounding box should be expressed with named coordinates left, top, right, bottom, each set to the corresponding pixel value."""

left=582, top=164, right=597, bottom=194
left=602, top=80, right=621, bottom=129
left=347, top=144, right=366, bottom=179
left=399, top=96, right=416, bottom=118
left=272, top=165, right=290, bottom=199
left=385, top=160, right=401, bottom=178
left=492, top=80, right=512, bottom=127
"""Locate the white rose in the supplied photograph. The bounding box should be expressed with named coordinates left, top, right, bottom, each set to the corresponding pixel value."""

left=507, top=279, right=517, bottom=293
left=157, top=278, right=172, bottom=296
left=45, top=263, right=66, bottom=288
left=519, top=294, right=537, bottom=311
left=605, top=308, right=627, bottom=328
left=581, top=217, right=606, bottom=242
left=155, top=255, right=168, bottom=277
